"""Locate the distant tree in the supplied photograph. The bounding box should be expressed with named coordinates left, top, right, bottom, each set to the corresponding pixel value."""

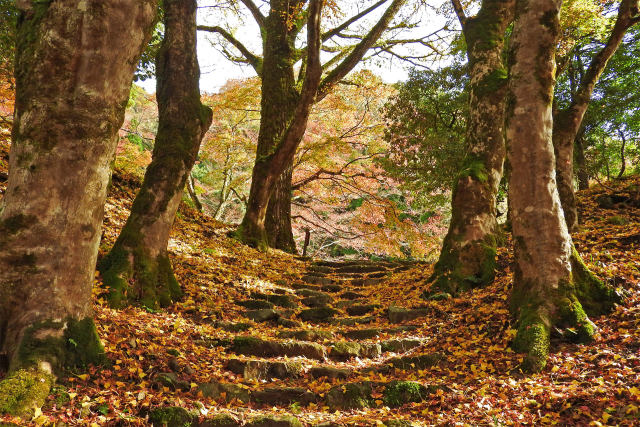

left=199, top=0, right=441, bottom=252
left=567, top=28, right=640, bottom=184
left=380, top=64, right=468, bottom=210
left=553, top=0, right=639, bottom=231
left=506, top=0, right=621, bottom=373
left=0, top=0, right=156, bottom=414
left=100, top=0, right=213, bottom=309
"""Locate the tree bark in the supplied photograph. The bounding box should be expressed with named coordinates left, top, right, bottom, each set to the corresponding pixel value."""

left=0, top=0, right=156, bottom=415
left=99, top=0, right=212, bottom=309
left=506, top=0, right=621, bottom=373
left=265, top=165, right=297, bottom=252
left=428, top=0, right=514, bottom=295
left=553, top=0, right=639, bottom=231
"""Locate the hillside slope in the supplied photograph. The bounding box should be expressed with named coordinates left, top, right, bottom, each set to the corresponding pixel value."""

left=0, top=130, right=639, bottom=426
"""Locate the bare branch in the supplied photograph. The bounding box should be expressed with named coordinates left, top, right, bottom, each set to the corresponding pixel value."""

left=450, top=0, right=467, bottom=28
left=322, top=0, right=388, bottom=42
left=197, top=25, right=263, bottom=75
left=318, top=0, right=407, bottom=100
left=238, top=0, right=265, bottom=29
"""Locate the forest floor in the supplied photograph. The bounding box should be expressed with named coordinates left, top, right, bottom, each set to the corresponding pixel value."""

left=1, top=127, right=640, bottom=426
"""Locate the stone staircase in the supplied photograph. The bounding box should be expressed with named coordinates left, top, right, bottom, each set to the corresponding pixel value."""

left=150, top=260, right=442, bottom=427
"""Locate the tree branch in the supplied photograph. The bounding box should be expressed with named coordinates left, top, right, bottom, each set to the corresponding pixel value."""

left=450, top=0, right=467, bottom=28
left=322, top=0, right=389, bottom=42
left=238, top=0, right=265, bottom=29
left=317, top=0, right=407, bottom=100
left=197, top=25, right=263, bottom=75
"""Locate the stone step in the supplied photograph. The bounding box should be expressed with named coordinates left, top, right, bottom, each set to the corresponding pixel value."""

left=301, top=294, right=333, bottom=307
left=197, top=379, right=437, bottom=412
left=276, top=329, right=333, bottom=341
left=340, top=326, right=418, bottom=340
left=299, top=307, right=340, bottom=322
left=346, top=303, right=381, bottom=316
left=388, top=306, right=430, bottom=323
left=301, top=275, right=335, bottom=286
left=329, top=341, right=381, bottom=360
left=332, top=265, right=389, bottom=274
left=330, top=315, right=376, bottom=326
left=380, top=338, right=424, bottom=353
left=198, top=381, right=316, bottom=406
left=229, top=337, right=326, bottom=360
left=250, top=292, right=298, bottom=308
left=309, top=366, right=352, bottom=380
left=295, top=288, right=330, bottom=298
left=320, top=283, right=342, bottom=293
left=325, top=380, right=435, bottom=411
left=382, top=353, right=444, bottom=371
left=236, top=299, right=274, bottom=310
left=290, top=282, right=321, bottom=291
left=225, top=358, right=303, bottom=381
left=340, top=291, right=366, bottom=300
left=214, top=321, right=253, bottom=332
left=349, top=277, right=385, bottom=286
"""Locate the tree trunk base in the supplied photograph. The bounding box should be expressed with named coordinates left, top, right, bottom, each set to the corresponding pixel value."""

left=426, top=235, right=498, bottom=296
left=234, top=219, right=269, bottom=252
left=511, top=249, right=623, bottom=373
left=99, top=245, right=182, bottom=310
left=0, top=316, right=106, bottom=416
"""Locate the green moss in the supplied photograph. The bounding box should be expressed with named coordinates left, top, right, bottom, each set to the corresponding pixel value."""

left=326, top=382, right=373, bottom=410
left=459, top=156, right=489, bottom=184
left=206, top=414, right=240, bottom=426
left=570, top=246, right=623, bottom=316
left=511, top=300, right=550, bottom=373
left=12, top=317, right=106, bottom=374
left=148, top=406, right=193, bottom=427
left=0, top=368, right=53, bottom=417
left=231, top=336, right=262, bottom=351
left=473, top=67, right=508, bottom=98
left=607, top=215, right=629, bottom=225
left=429, top=234, right=497, bottom=295
left=233, top=222, right=269, bottom=252
left=383, top=381, right=429, bottom=408
left=248, top=415, right=302, bottom=427
left=100, top=235, right=182, bottom=309
left=330, top=341, right=361, bottom=359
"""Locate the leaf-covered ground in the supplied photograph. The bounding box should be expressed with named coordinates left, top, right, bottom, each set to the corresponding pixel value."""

left=1, top=131, right=639, bottom=426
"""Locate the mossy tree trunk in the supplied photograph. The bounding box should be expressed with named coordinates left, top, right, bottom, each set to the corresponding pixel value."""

left=428, top=0, right=514, bottom=295
left=552, top=0, right=639, bottom=231
left=265, top=165, right=297, bottom=253
left=0, top=0, right=156, bottom=415
left=99, top=0, right=213, bottom=309
left=506, top=0, right=621, bottom=373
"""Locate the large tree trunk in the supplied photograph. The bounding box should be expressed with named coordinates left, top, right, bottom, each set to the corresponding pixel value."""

left=506, top=0, right=621, bottom=373
left=100, top=0, right=212, bottom=309
left=265, top=165, right=297, bottom=253
left=0, top=0, right=156, bottom=416
left=553, top=0, right=639, bottom=231
left=427, top=0, right=513, bottom=296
